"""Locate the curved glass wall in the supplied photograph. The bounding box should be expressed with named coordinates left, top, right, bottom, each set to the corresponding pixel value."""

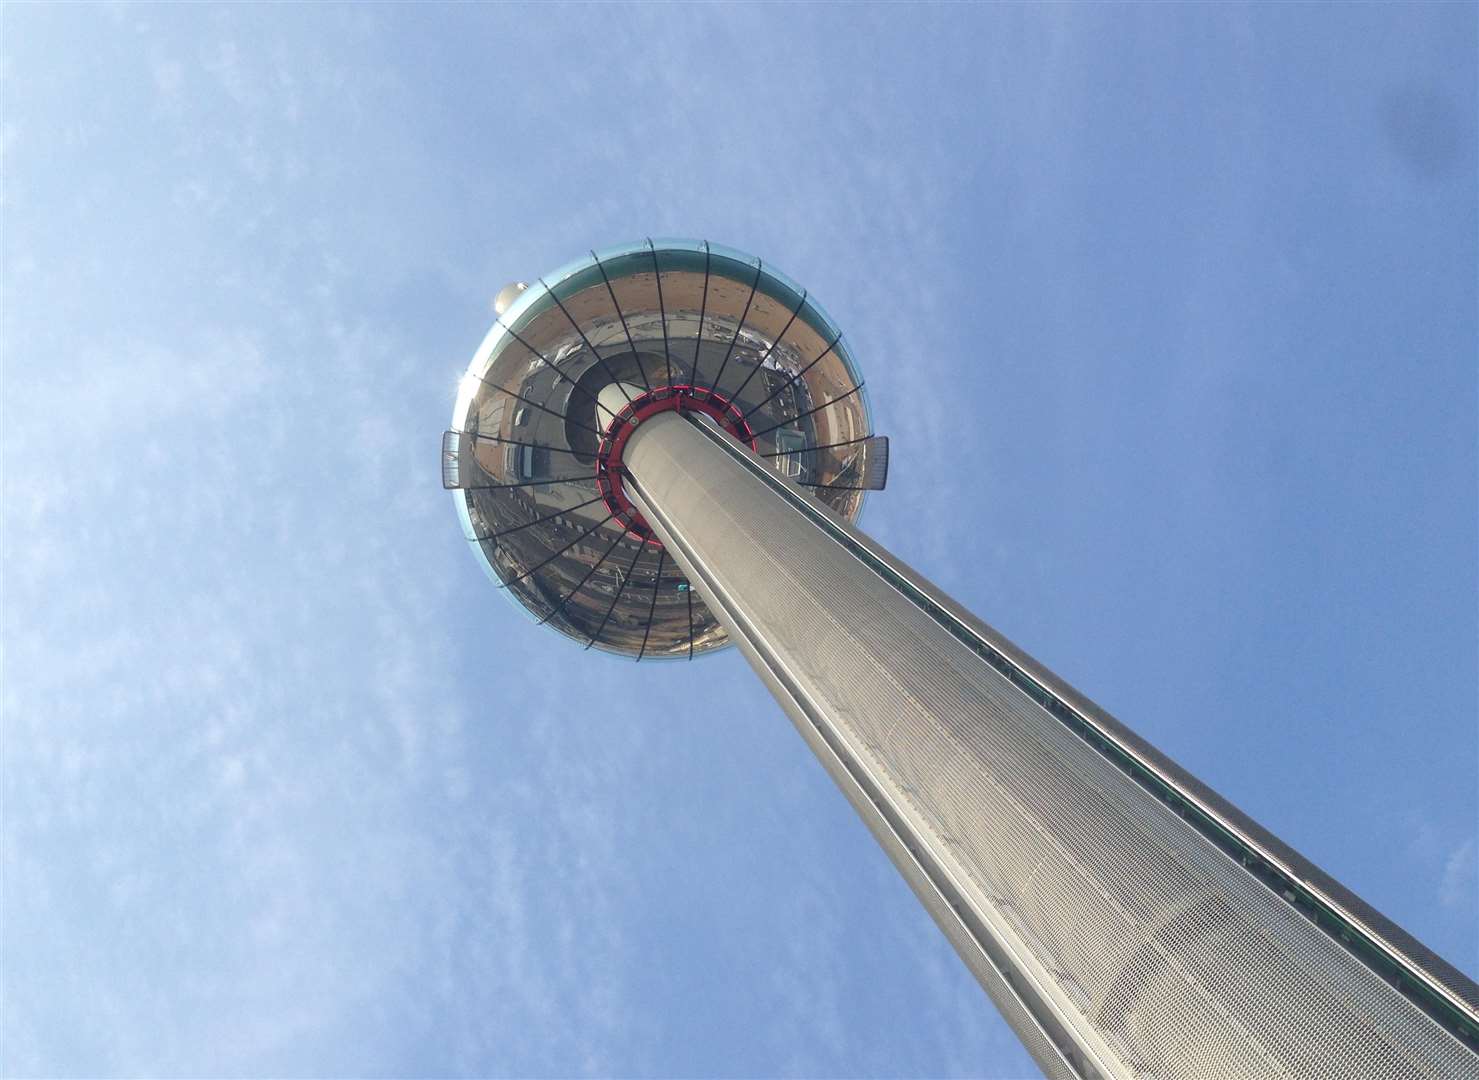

left=447, top=239, right=879, bottom=659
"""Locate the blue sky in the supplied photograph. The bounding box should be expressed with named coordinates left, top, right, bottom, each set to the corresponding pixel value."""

left=2, top=5, right=1474, bottom=1078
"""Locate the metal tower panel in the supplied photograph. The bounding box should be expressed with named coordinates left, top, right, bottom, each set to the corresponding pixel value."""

left=623, top=410, right=1479, bottom=1080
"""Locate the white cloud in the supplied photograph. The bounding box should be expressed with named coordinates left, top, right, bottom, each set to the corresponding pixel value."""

left=152, top=57, right=184, bottom=99
left=1440, top=838, right=1476, bottom=913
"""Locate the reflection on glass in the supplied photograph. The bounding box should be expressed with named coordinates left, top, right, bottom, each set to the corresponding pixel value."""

left=449, top=241, right=877, bottom=659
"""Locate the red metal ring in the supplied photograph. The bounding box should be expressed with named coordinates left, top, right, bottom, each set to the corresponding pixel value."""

left=595, top=384, right=758, bottom=545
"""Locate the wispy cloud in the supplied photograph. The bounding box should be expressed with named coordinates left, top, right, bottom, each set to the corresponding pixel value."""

left=1440, top=839, right=1476, bottom=913
left=6, top=5, right=1472, bottom=1079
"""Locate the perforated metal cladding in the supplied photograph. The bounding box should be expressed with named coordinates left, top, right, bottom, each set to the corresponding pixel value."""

left=626, top=412, right=1479, bottom=1080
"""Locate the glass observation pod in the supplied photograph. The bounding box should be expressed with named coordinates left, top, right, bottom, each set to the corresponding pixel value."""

left=445, top=239, right=888, bottom=659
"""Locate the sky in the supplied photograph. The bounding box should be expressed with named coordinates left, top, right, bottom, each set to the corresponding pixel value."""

left=2, top=4, right=1475, bottom=1078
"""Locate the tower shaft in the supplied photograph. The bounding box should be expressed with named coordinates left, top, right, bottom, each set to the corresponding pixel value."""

left=622, top=409, right=1479, bottom=1080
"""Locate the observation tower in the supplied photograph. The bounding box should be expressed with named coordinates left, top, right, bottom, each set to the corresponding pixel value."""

left=444, top=240, right=1479, bottom=1079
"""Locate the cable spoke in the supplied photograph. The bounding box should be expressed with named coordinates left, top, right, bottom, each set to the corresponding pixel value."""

left=760, top=433, right=876, bottom=457
left=728, top=288, right=807, bottom=405
left=636, top=548, right=667, bottom=661
left=466, top=432, right=587, bottom=455
left=593, top=251, right=652, bottom=393
left=707, top=260, right=763, bottom=399
left=468, top=495, right=606, bottom=543
left=686, top=578, right=695, bottom=660
left=689, top=241, right=712, bottom=387
left=470, top=368, right=603, bottom=437
left=749, top=383, right=865, bottom=440
left=585, top=542, right=646, bottom=649
left=499, top=513, right=615, bottom=589
left=538, top=527, right=628, bottom=626
left=456, top=475, right=596, bottom=492
left=541, top=279, right=636, bottom=407
left=495, top=318, right=608, bottom=418
left=648, top=240, right=673, bottom=386
left=741, top=331, right=840, bottom=422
